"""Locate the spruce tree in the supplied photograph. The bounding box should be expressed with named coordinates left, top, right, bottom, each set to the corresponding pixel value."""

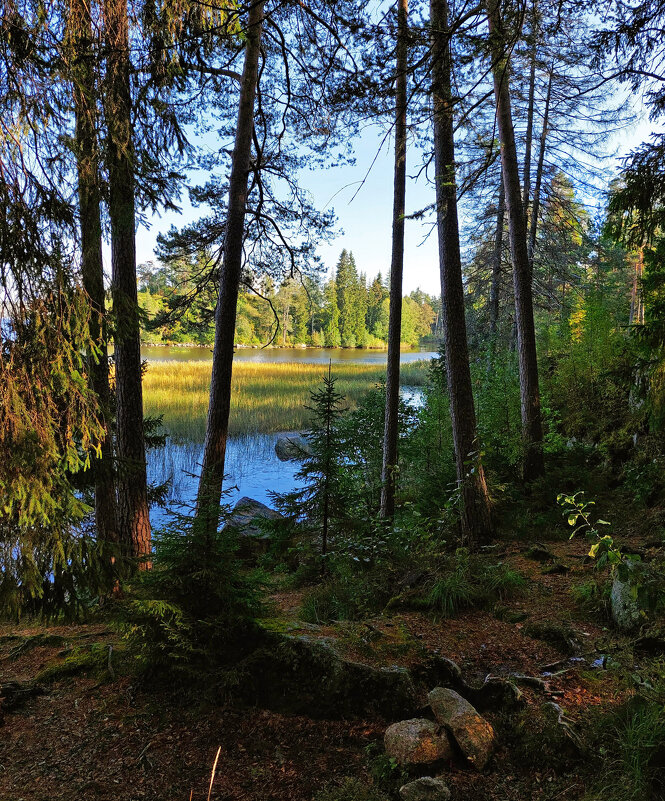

left=273, top=364, right=350, bottom=562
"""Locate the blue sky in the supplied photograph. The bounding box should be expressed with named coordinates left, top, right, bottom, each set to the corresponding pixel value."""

left=134, top=94, right=659, bottom=298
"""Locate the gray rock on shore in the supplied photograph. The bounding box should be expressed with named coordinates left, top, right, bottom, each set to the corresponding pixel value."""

left=275, top=433, right=313, bottom=461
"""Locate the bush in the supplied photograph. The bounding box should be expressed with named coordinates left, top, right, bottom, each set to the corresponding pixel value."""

left=121, top=506, right=265, bottom=677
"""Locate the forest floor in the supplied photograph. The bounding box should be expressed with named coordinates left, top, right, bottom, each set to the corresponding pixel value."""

left=0, top=528, right=662, bottom=801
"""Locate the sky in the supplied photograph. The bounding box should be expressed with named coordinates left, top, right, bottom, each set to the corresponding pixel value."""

left=134, top=94, right=659, bottom=298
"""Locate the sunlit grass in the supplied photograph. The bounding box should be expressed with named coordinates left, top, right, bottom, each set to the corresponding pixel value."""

left=143, top=359, right=429, bottom=440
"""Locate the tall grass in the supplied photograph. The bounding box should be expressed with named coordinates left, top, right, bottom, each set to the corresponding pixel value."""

left=143, top=359, right=429, bottom=440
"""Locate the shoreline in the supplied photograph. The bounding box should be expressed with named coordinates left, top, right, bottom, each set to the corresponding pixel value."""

left=140, top=341, right=438, bottom=351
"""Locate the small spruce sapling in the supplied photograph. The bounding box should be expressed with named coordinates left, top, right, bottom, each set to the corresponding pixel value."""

left=272, top=363, right=350, bottom=567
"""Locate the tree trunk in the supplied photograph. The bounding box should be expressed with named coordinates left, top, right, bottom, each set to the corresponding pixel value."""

left=380, top=0, right=408, bottom=520
left=70, top=0, right=118, bottom=548
left=527, top=66, right=553, bottom=270
left=196, top=1, right=265, bottom=532
left=486, top=0, right=545, bottom=480
left=522, top=0, right=538, bottom=216
left=431, top=0, right=493, bottom=545
left=488, top=171, right=505, bottom=339
left=104, top=0, right=151, bottom=562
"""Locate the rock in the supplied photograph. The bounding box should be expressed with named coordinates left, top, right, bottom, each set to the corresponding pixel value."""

left=224, top=497, right=284, bottom=558
left=275, top=433, right=313, bottom=461
left=526, top=544, right=555, bottom=562
left=415, top=655, right=524, bottom=713
left=428, top=687, right=495, bottom=770
left=399, top=777, right=451, bottom=801
left=384, top=719, right=453, bottom=767
left=234, top=634, right=418, bottom=719
left=611, top=573, right=641, bottom=632
left=541, top=563, right=571, bottom=575
left=0, top=681, right=44, bottom=721
left=524, top=621, right=578, bottom=655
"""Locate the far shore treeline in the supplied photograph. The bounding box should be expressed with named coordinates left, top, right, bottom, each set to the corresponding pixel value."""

left=138, top=249, right=439, bottom=348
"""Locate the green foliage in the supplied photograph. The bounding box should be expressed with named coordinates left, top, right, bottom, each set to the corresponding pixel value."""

left=0, top=285, right=119, bottom=620
left=138, top=250, right=437, bottom=348
left=366, top=746, right=409, bottom=793
left=313, top=777, right=389, bottom=801
left=122, top=506, right=265, bottom=676
left=272, top=365, right=354, bottom=561
left=557, top=491, right=622, bottom=570
left=422, top=548, right=526, bottom=617
left=587, top=694, right=665, bottom=801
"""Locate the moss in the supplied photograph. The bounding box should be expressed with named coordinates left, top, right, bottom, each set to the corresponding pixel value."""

left=35, top=643, right=112, bottom=683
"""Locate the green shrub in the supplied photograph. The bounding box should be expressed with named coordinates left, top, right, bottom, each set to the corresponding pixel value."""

left=422, top=549, right=526, bottom=617
left=587, top=696, right=665, bottom=801
left=121, top=506, right=265, bottom=677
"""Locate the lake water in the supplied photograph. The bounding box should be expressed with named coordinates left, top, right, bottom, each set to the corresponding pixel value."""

left=144, top=347, right=434, bottom=527
left=142, top=344, right=437, bottom=365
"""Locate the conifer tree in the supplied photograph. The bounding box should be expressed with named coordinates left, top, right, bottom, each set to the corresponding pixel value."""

left=273, top=364, right=350, bottom=562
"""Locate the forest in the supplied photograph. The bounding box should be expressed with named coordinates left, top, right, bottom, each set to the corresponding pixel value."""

left=1, top=0, right=665, bottom=800
left=137, top=249, right=439, bottom=347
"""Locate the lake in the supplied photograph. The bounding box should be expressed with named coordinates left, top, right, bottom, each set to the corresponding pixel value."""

left=144, top=347, right=434, bottom=526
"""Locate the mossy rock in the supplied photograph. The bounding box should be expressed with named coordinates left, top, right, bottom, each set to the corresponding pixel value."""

left=232, top=633, right=418, bottom=719
left=524, top=621, right=577, bottom=655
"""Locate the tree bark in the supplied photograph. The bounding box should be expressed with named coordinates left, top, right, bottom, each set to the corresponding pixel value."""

left=528, top=66, right=553, bottom=270
left=522, top=0, right=538, bottom=217
left=70, top=0, right=118, bottom=549
left=431, top=0, right=493, bottom=545
left=104, top=0, right=151, bottom=561
left=486, top=0, right=545, bottom=480
left=488, top=171, right=505, bottom=339
left=380, top=0, right=408, bottom=520
left=196, top=0, right=265, bottom=532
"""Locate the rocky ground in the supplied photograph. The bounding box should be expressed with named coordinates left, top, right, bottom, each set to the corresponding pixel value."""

left=0, top=532, right=662, bottom=801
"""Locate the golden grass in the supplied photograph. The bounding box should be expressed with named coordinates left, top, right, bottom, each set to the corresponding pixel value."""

left=143, top=359, right=428, bottom=440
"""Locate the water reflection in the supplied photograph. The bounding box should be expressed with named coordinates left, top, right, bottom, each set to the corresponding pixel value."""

left=141, top=345, right=438, bottom=365
left=148, top=433, right=301, bottom=528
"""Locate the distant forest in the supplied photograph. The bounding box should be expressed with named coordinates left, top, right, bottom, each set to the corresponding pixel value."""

left=138, top=248, right=440, bottom=347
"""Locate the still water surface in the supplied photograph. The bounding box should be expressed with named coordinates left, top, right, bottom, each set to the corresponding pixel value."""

left=144, top=347, right=433, bottom=527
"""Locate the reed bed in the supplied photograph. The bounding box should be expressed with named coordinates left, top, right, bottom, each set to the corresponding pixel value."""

left=143, top=359, right=429, bottom=440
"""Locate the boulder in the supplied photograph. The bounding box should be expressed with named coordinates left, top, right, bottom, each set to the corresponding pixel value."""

left=611, top=573, right=641, bottom=632
left=235, top=634, right=418, bottom=719
left=384, top=719, right=453, bottom=767
left=275, top=433, right=313, bottom=461
left=399, top=777, right=451, bottom=801
left=428, top=687, right=495, bottom=770
left=224, top=497, right=284, bottom=558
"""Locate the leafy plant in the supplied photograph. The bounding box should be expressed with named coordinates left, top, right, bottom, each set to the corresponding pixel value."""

left=557, top=491, right=623, bottom=571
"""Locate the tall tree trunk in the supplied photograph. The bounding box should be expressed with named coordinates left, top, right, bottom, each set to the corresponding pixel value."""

left=432, top=0, right=493, bottom=545
left=488, top=171, right=505, bottom=339
left=196, top=1, right=265, bottom=532
left=528, top=65, right=553, bottom=270
left=104, top=0, right=151, bottom=561
left=486, top=0, right=545, bottom=479
left=522, top=0, right=538, bottom=216
left=70, top=0, right=118, bottom=548
left=380, top=0, right=408, bottom=520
